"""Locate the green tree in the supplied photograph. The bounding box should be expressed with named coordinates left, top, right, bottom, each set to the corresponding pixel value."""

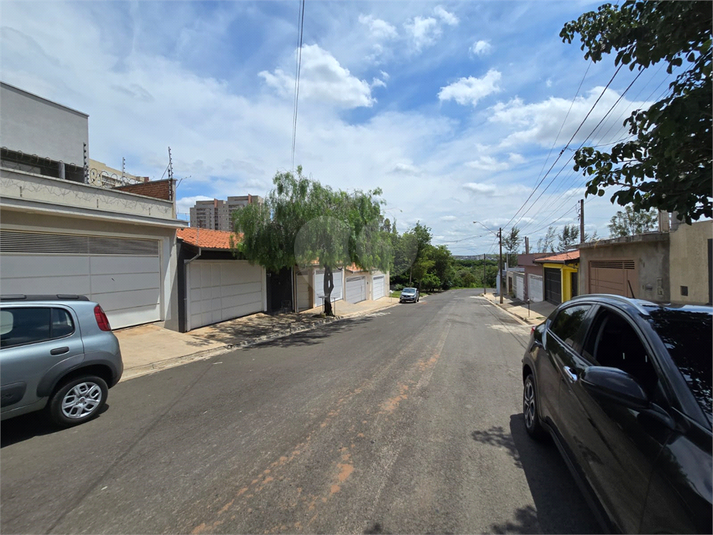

left=502, top=227, right=522, bottom=268
left=608, top=206, right=658, bottom=237
left=536, top=226, right=558, bottom=253
left=557, top=224, right=579, bottom=252
left=232, top=167, right=393, bottom=316
left=562, top=1, right=712, bottom=223
left=430, top=245, right=454, bottom=290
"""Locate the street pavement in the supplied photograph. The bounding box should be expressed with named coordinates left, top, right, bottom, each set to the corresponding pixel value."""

left=0, top=289, right=599, bottom=534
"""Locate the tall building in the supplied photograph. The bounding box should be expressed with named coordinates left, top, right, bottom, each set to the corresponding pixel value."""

left=189, top=195, right=263, bottom=230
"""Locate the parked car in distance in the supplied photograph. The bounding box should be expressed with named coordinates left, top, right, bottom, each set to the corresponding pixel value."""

left=399, top=287, right=419, bottom=303
left=522, top=294, right=712, bottom=534
left=1, top=295, right=123, bottom=427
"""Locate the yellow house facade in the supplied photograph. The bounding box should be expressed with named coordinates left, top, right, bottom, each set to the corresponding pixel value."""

left=534, top=250, right=580, bottom=305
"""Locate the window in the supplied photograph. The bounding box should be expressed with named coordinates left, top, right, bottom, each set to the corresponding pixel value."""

left=550, top=305, right=591, bottom=350
left=582, top=309, right=658, bottom=396
left=51, top=308, right=75, bottom=338
left=648, top=309, right=712, bottom=424
left=0, top=307, right=75, bottom=349
left=0, top=308, right=51, bottom=348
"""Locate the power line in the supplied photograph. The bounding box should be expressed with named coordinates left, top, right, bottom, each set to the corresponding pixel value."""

left=291, top=0, right=306, bottom=170
left=511, top=66, right=642, bottom=232
left=503, top=63, right=624, bottom=231
left=519, top=66, right=668, bottom=233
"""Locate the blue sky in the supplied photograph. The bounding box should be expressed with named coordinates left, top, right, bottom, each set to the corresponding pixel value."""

left=1, top=1, right=672, bottom=254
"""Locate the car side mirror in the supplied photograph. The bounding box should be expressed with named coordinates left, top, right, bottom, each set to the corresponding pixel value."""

left=581, top=366, right=649, bottom=409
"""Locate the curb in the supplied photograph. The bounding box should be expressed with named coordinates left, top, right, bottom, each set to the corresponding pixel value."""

left=477, top=295, right=531, bottom=327
left=121, top=305, right=394, bottom=381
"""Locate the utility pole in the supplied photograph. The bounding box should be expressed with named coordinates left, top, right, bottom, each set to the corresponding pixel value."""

left=499, top=228, right=503, bottom=304
left=580, top=199, right=585, bottom=244
left=525, top=236, right=530, bottom=255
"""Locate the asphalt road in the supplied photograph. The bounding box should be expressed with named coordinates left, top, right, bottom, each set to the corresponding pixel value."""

left=1, top=289, right=600, bottom=534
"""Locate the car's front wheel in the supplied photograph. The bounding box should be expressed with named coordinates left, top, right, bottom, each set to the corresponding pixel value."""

left=48, top=375, right=108, bottom=427
left=523, top=374, right=545, bottom=439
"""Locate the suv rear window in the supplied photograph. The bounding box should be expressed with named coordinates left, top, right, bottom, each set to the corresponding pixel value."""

left=0, top=307, right=75, bottom=349
left=649, top=309, right=712, bottom=424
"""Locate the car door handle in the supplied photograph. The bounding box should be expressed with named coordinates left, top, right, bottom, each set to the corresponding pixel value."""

left=563, top=366, right=578, bottom=383
left=50, top=347, right=69, bottom=356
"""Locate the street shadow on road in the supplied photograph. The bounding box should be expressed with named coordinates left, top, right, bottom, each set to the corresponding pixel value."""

left=470, top=415, right=601, bottom=534
left=251, top=317, right=372, bottom=348
left=1, top=404, right=110, bottom=448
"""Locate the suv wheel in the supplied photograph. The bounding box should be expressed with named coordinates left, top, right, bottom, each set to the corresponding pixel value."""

left=48, top=376, right=108, bottom=427
left=523, top=374, right=545, bottom=439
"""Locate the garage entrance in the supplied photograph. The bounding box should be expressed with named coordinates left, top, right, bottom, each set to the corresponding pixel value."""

left=588, top=260, right=637, bottom=298
left=544, top=268, right=562, bottom=305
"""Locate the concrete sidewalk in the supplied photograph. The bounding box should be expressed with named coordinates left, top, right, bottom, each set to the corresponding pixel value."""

left=480, top=291, right=556, bottom=325
left=115, top=296, right=401, bottom=381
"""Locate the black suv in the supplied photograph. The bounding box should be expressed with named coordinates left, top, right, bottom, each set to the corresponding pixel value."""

left=522, top=294, right=712, bottom=533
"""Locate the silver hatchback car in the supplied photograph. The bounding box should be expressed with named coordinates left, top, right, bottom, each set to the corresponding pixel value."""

left=0, top=295, right=123, bottom=427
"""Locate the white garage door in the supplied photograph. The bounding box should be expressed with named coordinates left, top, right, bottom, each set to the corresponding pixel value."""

left=515, top=273, right=525, bottom=301
left=528, top=274, right=543, bottom=302
left=0, top=230, right=161, bottom=329
left=315, top=268, right=343, bottom=305
left=346, top=276, right=366, bottom=304
left=187, top=260, right=263, bottom=330
left=372, top=275, right=385, bottom=300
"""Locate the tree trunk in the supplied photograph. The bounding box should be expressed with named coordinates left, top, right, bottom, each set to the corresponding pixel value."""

left=323, top=265, right=335, bottom=316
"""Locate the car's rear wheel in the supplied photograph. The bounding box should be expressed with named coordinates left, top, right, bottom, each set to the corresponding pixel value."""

left=48, top=375, right=108, bottom=427
left=523, top=374, right=545, bottom=439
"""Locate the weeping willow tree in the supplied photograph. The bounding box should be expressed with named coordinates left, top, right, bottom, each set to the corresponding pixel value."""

left=232, top=167, right=393, bottom=316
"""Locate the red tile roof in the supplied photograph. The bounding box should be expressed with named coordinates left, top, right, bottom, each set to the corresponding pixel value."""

left=534, top=250, right=580, bottom=264
left=177, top=228, right=241, bottom=250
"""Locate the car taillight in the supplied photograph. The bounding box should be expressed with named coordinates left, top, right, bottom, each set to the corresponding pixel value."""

left=531, top=326, right=536, bottom=335
left=94, top=305, right=111, bottom=331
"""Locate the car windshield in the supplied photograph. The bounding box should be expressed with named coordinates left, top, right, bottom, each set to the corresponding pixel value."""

left=648, top=309, right=712, bottom=424
left=402, top=288, right=416, bottom=294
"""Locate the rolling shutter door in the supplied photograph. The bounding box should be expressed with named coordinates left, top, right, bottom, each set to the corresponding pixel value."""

left=372, top=275, right=385, bottom=300
left=544, top=268, right=562, bottom=305
left=187, top=260, right=263, bottom=330
left=346, top=276, right=366, bottom=304
left=0, top=230, right=161, bottom=329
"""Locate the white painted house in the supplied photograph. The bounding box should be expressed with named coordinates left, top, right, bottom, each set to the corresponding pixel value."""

left=0, top=82, right=184, bottom=330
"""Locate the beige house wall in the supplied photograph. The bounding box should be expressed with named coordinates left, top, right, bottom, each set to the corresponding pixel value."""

left=669, top=220, right=712, bottom=305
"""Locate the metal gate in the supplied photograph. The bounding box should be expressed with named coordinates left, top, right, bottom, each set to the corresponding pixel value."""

left=544, top=268, right=561, bottom=305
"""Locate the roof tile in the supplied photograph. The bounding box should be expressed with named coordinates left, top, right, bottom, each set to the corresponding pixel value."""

left=177, top=228, right=241, bottom=250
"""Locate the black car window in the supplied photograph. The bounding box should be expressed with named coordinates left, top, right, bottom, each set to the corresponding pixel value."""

left=51, top=308, right=75, bottom=338
left=648, top=309, right=712, bottom=424
left=582, top=309, right=659, bottom=397
left=550, top=304, right=591, bottom=350
left=0, top=307, right=51, bottom=349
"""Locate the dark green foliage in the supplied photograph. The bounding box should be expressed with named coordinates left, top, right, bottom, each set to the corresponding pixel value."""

left=561, top=1, right=712, bottom=223
left=608, top=206, right=658, bottom=237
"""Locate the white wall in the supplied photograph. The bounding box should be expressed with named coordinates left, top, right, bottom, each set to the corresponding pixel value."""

left=0, top=83, right=88, bottom=165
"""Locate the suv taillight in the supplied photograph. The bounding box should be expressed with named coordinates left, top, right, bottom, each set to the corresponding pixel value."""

left=94, top=305, right=111, bottom=331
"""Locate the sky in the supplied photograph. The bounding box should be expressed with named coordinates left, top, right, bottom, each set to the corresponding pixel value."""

left=0, top=0, right=674, bottom=255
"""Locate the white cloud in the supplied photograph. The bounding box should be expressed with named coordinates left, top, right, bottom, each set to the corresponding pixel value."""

left=438, top=69, right=502, bottom=107
left=391, top=162, right=420, bottom=175
left=358, top=14, right=398, bottom=40
left=259, top=44, right=374, bottom=109
left=433, top=6, right=459, bottom=26
left=440, top=215, right=458, bottom=221
left=404, top=16, right=441, bottom=52
left=546, top=78, right=553, bottom=88
left=371, top=78, right=387, bottom=89
left=465, top=156, right=510, bottom=172
left=380, top=70, right=390, bottom=80
left=471, top=40, right=492, bottom=56
left=463, top=182, right=497, bottom=195
left=489, top=86, right=651, bottom=147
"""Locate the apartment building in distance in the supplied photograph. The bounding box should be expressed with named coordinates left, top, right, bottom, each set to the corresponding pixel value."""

left=189, top=195, right=263, bottom=231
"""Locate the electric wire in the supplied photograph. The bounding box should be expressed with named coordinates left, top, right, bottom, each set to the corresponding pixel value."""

left=502, top=63, right=624, bottom=230
left=291, top=0, right=306, bottom=170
